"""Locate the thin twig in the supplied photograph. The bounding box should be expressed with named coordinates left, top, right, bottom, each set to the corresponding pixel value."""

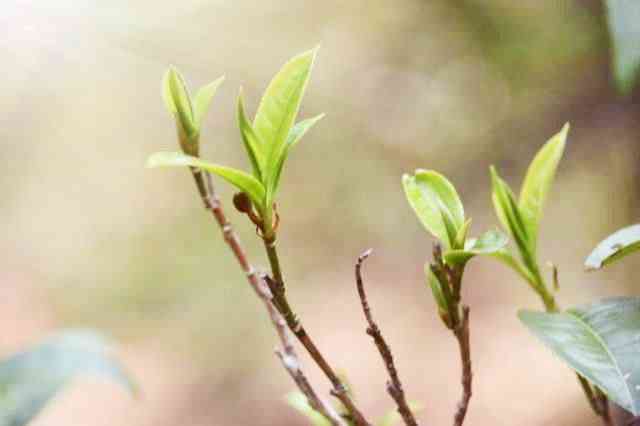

left=453, top=306, right=472, bottom=426
left=188, top=168, right=345, bottom=426
left=355, top=249, right=418, bottom=426
left=262, top=238, right=372, bottom=426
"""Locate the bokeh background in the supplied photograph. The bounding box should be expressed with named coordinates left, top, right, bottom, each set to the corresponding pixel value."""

left=2, top=0, right=639, bottom=424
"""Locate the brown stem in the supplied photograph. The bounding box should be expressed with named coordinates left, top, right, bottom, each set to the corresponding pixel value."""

left=453, top=306, right=472, bottom=426
left=190, top=168, right=345, bottom=426
left=262, top=238, right=371, bottom=426
left=431, top=245, right=472, bottom=426
left=355, top=249, right=418, bottom=426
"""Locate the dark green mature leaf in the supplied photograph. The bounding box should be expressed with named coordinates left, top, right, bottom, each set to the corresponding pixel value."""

left=146, top=151, right=266, bottom=211
left=237, top=93, right=265, bottom=180
left=254, top=48, right=318, bottom=204
left=193, top=76, right=225, bottom=129
left=585, top=224, right=640, bottom=270
left=519, top=124, right=568, bottom=252
left=402, top=170, right=465, bottom=249
left=519, top=297, right=640, bottom=415
left=286, top=392, right=331, bottom=426
left=443, top=230, right=509, bottom=265
left=0, top=330, right=134, bottom=426
left=605, top=0, right=640, bottom=94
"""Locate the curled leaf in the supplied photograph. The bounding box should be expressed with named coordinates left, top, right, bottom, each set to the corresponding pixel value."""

left=237, top=92, right=265, bottom=180
left=490, top=166, right=532, bottom=263
left=585, top=224, right=640, bottom=270
left=426, top=265, right=449, bottom=319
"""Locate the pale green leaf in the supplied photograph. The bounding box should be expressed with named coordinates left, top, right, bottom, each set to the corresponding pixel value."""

left=267, top=114, right=325, bottom=195
left=519, top=297, right=640, bottom=415
left=146, top=151, right=266, bottom=211
left=287, top=114, right=325, bottom=149
left=163, top=66, right=196, bottom=137
left=376, top=402, right=423, bottom=426
left=254, top=48, right=318, bottom=203
left=454, top=218, right=472, bottom=251
left=490, top=166, right=532, bottom=263
left=585, top=224, right=640, bottom=270
left=425, top=264, right=449, bottom=314
left=237, top=93, right=265, bottom=180
left=519, top=124, right=568, bottom=252
left=193, top=76, right=225, bottom=129
left=286, top=392, right=331, bottom=426
left=490, top=248, right=535, bottom=286
left=443, top=230, right=509, bottom=266
left=402, top=170, right=465, bottom=249
left=0, top=330, right=134, bottom=426
left=605, top=0, right=640, bottom=94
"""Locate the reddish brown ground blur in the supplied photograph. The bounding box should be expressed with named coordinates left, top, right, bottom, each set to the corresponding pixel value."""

left=2, top=0, right=639, bottom=425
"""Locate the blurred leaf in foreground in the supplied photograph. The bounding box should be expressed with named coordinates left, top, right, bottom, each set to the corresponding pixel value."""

left=0, top=330, right=135, bottom=426
left=605, top=0, right=640, bottom=94
left=585, top=224, right=640, bottom=270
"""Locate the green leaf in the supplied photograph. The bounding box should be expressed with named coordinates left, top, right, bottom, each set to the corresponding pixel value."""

left=454, top=218, right=472, bottom=251
left=585, top=224, right=640, bottom=270
left=0, top=330, right=134, bottom=426
left=426, top=264, right=449, bottom=315
left=402, top=169, right=465, bottom=249
left=605, top=0, right=640, bottom=94
left=287, top=114, right=325, bottom=149
left=146, top=151, right=266, bottom=211
left=490, top=248, right=536, bottom=286
left=286, top=392, right=331, bottom=426
left=237, top=92, right=265, bottom=180
left=443, top=229, right=509, bottom=266
left=519, top=124, right=568, bottom=252
left=162, top=67, right=196, bottom=137
left=193, top=76, right=225, bottom=129
left=490, top=167, right=532, bottom=263
left=519, top=297, right=640, bottom=415
left=254, top=48, right=318, bottom=203
left=267, top=114, right=325, bottom=195
left=376, top=402, right=423, bottom=426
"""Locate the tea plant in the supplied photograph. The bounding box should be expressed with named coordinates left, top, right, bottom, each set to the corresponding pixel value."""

left=148, top=48, right=640, bottom=426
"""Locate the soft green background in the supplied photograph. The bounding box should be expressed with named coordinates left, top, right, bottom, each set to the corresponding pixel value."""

left=2, top=0, right=639, bottom=425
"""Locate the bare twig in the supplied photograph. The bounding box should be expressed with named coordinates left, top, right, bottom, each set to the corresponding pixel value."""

left=452, top=306, right=472, bottom=426
left=355, top=249, right=418, bottom=426
left=189, top=168, right=345, bottom=426
left=262, top=237, right=371, bottom=426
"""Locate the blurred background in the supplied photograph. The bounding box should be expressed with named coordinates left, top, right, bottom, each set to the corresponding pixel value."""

left=1, top=0, right=639, bottom=424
